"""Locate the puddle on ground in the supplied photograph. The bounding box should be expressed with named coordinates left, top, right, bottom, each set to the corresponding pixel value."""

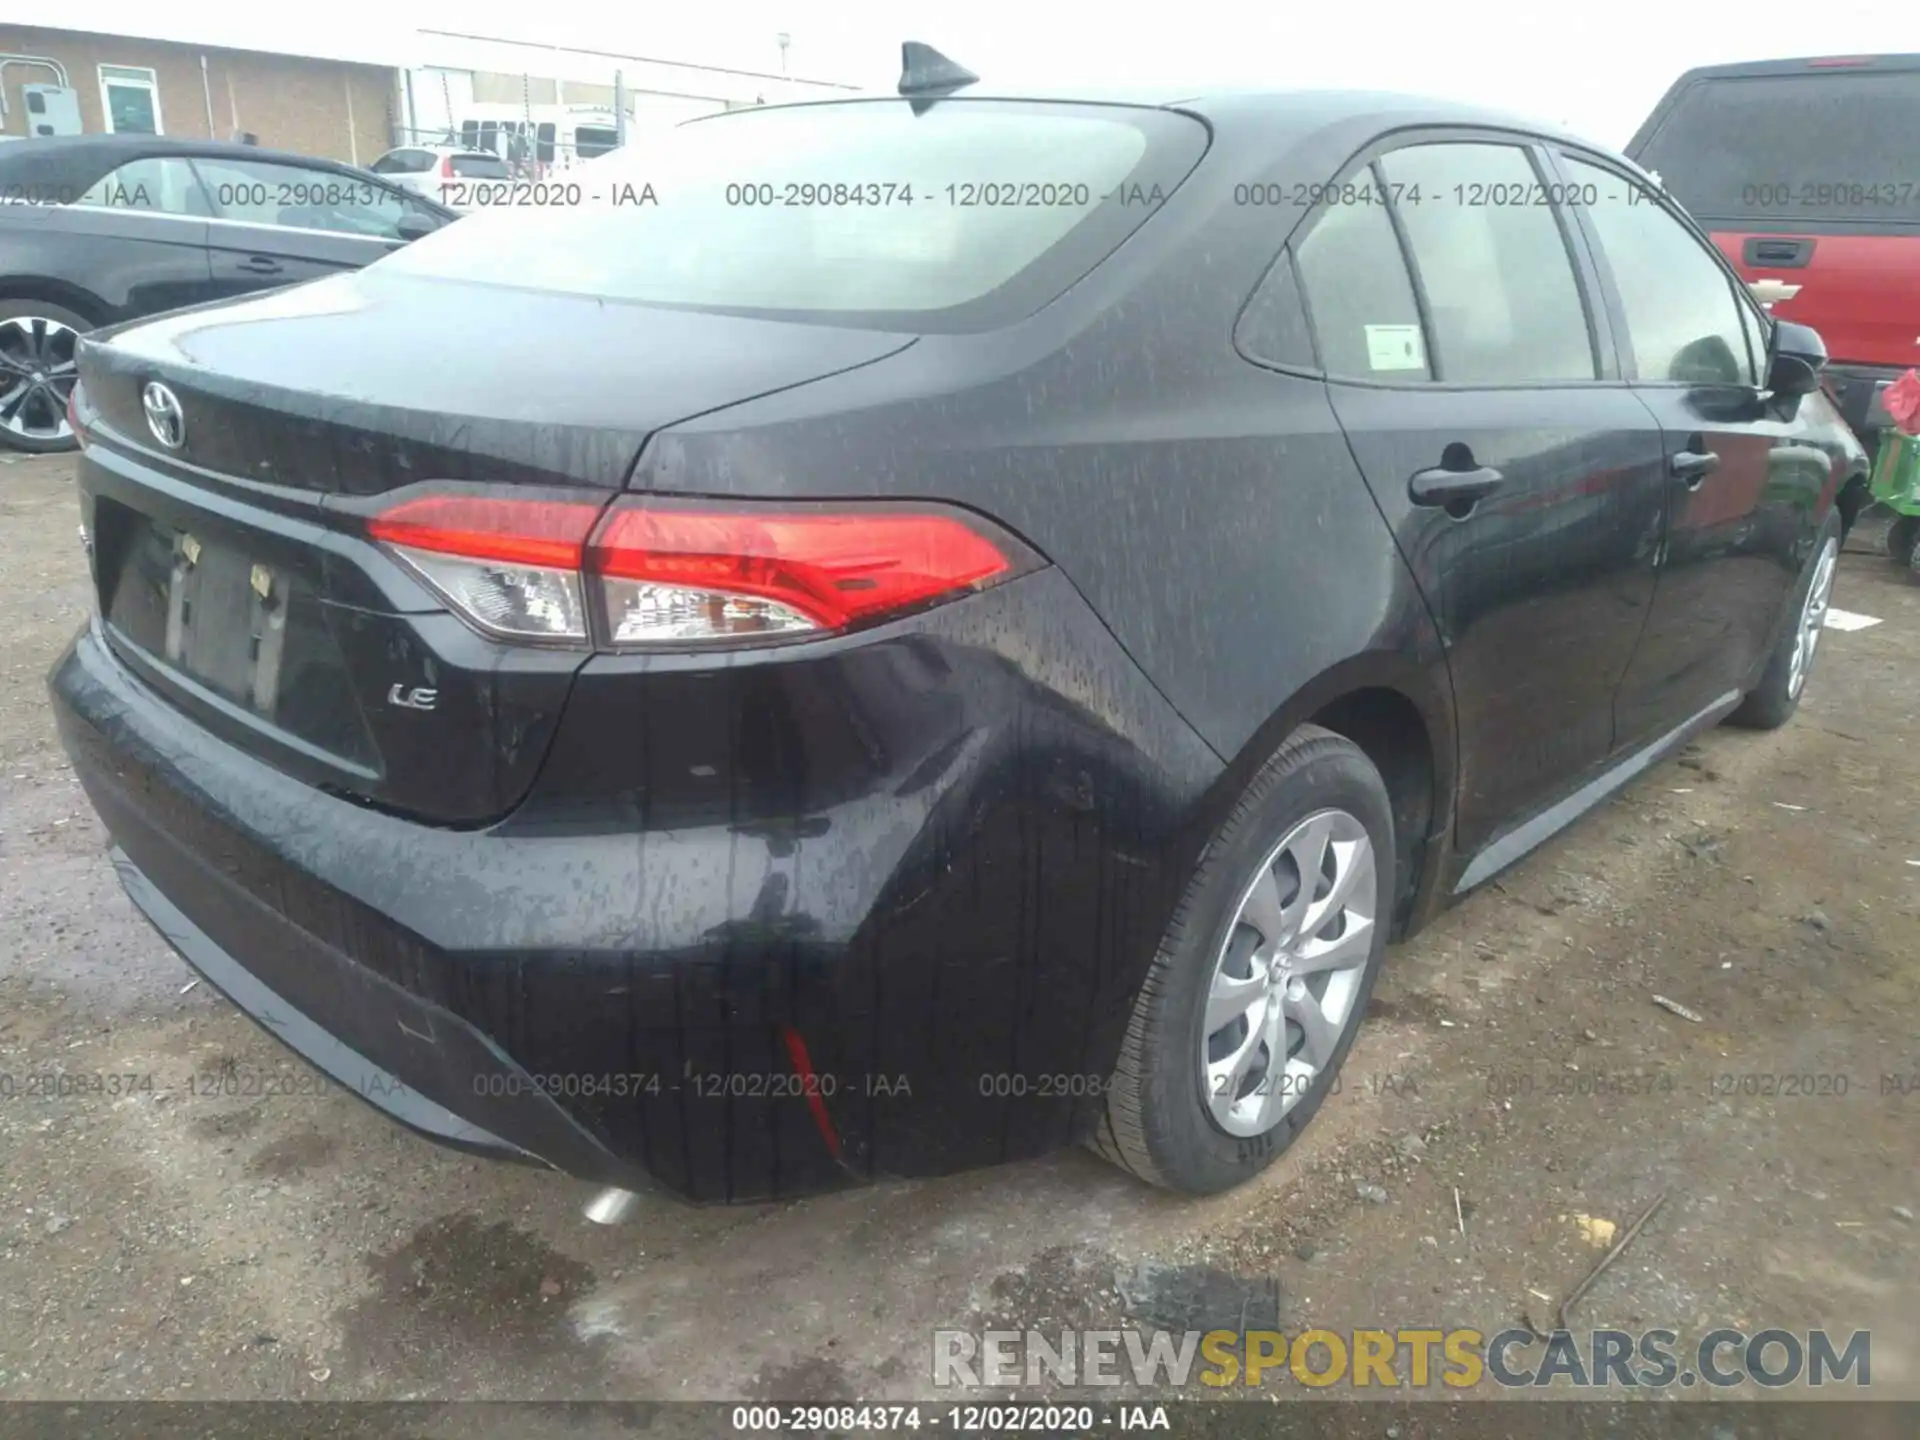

left=337, top=1213, right=607, bottom=1396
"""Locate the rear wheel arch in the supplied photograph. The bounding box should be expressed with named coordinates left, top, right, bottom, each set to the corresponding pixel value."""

left=1833, top=467, right=1871, bottom=540
left=1202, top=656, right=1455, bottom=942
left=0, top=279, right=109, bottom=328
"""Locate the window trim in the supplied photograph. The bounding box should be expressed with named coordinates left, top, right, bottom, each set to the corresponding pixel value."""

left=1240, top=124, right=1623, bottom=392
left=98, top=63, right=164, bottom=136
left=1373, top=156, right=1444, bottom=381
left=1545, top=143, right=1770, bottom=390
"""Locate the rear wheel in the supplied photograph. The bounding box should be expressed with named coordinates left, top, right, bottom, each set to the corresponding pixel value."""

left=0, top=300, right=92, bottom=454
left=1728, top=511, right=1842, bottom=731
left=1094, top=725, right=1392, bottom=1194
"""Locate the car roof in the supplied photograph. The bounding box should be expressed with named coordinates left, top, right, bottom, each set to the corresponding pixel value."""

left=1650, top=52, right=1920, bottom=84
left=711, top=85, right=1594, bottom=148
left=0, top=133, right=372, bottom=189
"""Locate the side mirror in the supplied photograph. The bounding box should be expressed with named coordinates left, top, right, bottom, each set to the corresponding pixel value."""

left=395, top=211, right=440, bottom=242
left=1767, top=319, right=1827, bottom=397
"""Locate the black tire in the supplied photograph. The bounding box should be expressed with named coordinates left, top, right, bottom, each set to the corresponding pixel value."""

left=1889, top=515, right=1920, bottom=571
left=1093, top=724, right=1394, bottom=1194
left=1728, top=510, right=1843, bottom=731
left=0, top=298, right=95, bottom=455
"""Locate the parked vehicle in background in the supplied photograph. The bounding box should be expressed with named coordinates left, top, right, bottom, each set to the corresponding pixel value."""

left=50, top=62, right=1869, bottom=1206
left=0, top=135, right=455, bottom=454
left=449, top=105, right=642, bottom=168
left=1627, top=54, right=1920, bottom=452
left=369, top=145, right=512, bottom=211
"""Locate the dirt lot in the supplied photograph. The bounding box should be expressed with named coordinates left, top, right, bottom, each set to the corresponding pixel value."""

left=2, top=451, right=1916, bottom=1412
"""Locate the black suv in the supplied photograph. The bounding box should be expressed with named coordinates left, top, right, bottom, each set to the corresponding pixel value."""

left=49, top=72, right=1869, bottom=1204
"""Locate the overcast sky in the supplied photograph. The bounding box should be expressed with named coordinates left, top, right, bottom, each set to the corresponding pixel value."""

left=75, top=0, right=1902, bottom=146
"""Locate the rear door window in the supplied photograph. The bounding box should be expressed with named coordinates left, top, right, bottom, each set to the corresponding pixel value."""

left=449, top=154, right=510, bottom=178
left=190, top=156, right=429, bottom=241
left=1292, top=191, right=1429, bottom=380
left=572, top=126, right=620, bottom=160
left=371, top=150, right=425, bottom=175
left=1377, top=142, right=1596, bottom=383
left=1632, top=69, right=1920, bottom=227
left=75, top=156, right=211, bottom=216
left=1562, top=154, right=1755, bottom=385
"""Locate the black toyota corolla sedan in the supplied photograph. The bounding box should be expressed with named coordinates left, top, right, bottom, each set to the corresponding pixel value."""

left=49, top=49, right=1870, bottom=1204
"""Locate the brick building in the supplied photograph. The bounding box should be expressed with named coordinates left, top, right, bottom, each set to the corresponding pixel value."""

left=0, top=24, right=398, bottom=164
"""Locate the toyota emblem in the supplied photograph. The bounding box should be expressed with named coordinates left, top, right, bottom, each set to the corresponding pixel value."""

left=141, top=381, right=185, bottom=450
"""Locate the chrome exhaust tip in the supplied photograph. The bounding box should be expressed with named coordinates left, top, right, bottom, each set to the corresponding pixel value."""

left=583, top=1186, right=643, bottom=1225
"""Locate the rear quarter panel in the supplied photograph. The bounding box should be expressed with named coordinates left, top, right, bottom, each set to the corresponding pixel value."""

left=633, top=111, right=1456, bottom=796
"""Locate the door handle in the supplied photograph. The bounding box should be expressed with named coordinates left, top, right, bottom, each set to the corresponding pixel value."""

left=1741, top=236, right=1814, bottom=269
left=236, top=256, right=283, bottom=274
left=1409, top=464, right=1506, bottom=508
left=1669, top=449, right=1720, bottom=490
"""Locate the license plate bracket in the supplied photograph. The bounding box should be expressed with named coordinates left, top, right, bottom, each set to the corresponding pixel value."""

left=162, top=531, right=289, bottom=714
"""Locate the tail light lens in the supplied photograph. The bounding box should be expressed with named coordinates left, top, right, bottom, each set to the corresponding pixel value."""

left=438, top=154, right=456, bottom=178
left=368, top=492, right=1039, bottom=649
left=368, top=496, right=599, bottom=643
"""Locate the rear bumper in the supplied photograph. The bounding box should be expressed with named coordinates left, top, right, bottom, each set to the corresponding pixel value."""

left=50, top=570, right=1221, bottom=1202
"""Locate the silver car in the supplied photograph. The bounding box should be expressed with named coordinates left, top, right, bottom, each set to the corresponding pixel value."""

left=367, top=145, right=511, bottom=212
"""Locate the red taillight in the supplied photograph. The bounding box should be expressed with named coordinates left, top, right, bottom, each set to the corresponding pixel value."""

left=438, top=154, right=456, bottom=177
left=589, top=505, right=1016, bottom=632
left=367, top=491, right=1036, bottom=648
left=367, top=495, right=600, bottom=569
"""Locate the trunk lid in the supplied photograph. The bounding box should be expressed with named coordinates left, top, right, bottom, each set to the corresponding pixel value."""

left=75, top=270, right=916, bottom=825
left=81, top=268, right=915, bottom=492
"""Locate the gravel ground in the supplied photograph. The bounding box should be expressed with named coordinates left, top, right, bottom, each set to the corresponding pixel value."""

left=1, top=452, right=1915, bottom=1411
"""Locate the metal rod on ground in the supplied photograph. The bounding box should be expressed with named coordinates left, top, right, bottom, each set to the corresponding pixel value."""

left=1528, top=1189, right=1670, bottom=1338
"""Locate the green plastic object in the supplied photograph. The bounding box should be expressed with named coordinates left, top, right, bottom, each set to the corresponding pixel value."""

left=1870, top=427, right=1920, bottom=518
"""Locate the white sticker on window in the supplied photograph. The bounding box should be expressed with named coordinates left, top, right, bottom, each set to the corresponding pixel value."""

left=1365, top=323, right=1425, bottom=372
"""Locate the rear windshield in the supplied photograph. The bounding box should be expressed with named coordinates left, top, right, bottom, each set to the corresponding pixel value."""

left=1633, top=69, right=1920, bottom=227
left=375, top=99, right=1207, bottom=330
left=449, top=154, right=510, bottom=178
left=572, top=126, right=620, bottom=160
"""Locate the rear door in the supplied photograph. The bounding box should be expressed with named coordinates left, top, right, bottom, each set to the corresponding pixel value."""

left=1290, top=135, right=1670, bottom=858
left=187, top=154, right=435, bottom=298
left=62, top=155, right=218, bottom=314
left=1626, top=59, right=1920, bottom=393
left=1554, top=148, right=1830, bottom=746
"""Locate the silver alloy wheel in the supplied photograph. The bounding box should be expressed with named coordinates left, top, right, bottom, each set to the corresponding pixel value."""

left=1786, top=535, right=1838, bottom=700
left=0, top=315, right=80, bottom=444
left=1199, top=807, right=1377, bottom=1138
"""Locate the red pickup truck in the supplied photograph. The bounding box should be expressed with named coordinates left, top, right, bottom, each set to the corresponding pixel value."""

left=1627, top=54, right=1920, bottom=452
